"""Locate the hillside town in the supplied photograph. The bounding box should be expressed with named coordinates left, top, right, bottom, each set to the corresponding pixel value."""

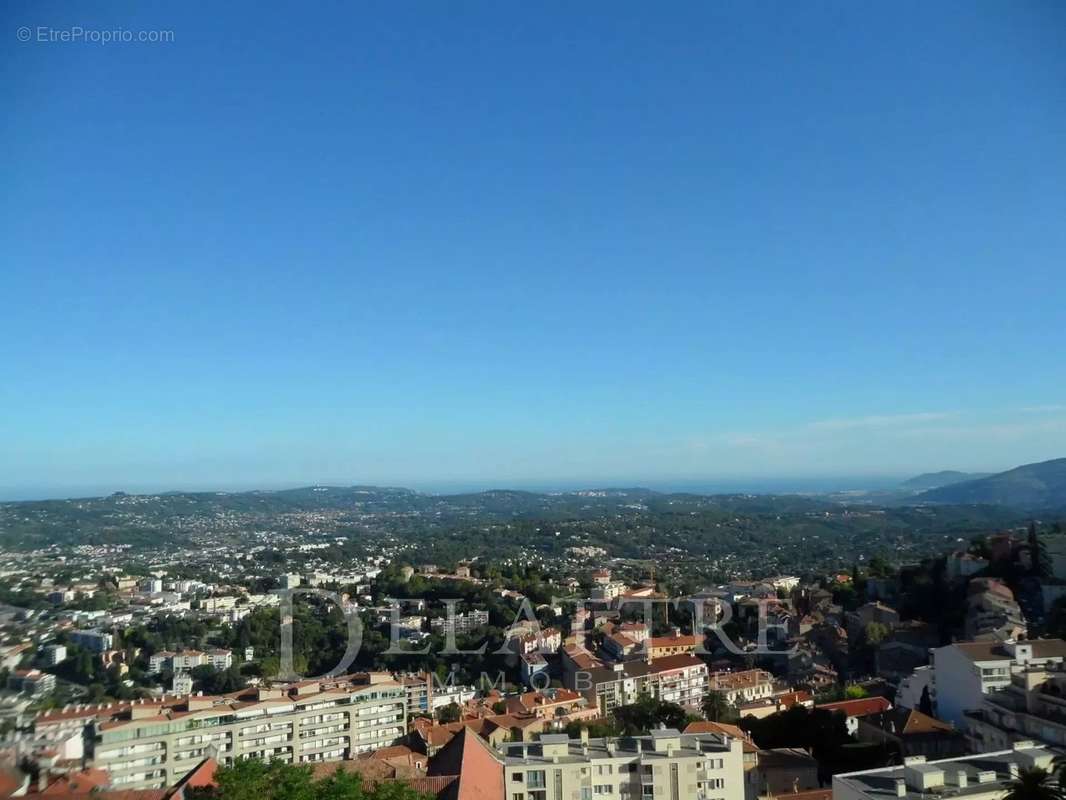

left=0, top=518, right=1065, bottom=799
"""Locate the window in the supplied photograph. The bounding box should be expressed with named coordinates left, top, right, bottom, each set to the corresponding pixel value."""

left=513, top=773, right=524, bottom=783
left=527, top=770, right=547, bottom=789
left=581, top=789, right=593, bottom=800
left=513, top=795, right=524, bottom=800
left=595, top=785, right=614, bottom=794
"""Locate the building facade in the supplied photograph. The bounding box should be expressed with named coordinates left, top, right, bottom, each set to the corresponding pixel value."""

left=965, top=666, right=1066, bottom=751
left=502, top=730, right=745, bottom=800
left=708, top=670, right=775, bottom=707
left=42, top=677, right=407, bottom=790
left=929, top=639, right=1066, bottom=725
left=580, top=655, right=709, bottom=714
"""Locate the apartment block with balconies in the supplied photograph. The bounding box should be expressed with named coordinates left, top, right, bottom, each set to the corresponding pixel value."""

left=502, top=729, right=745, bottom=800
left=82, top=677, right=406, bottom=790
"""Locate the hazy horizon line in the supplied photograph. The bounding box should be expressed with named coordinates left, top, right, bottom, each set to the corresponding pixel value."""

left=0, top=470, right=995, bottom=503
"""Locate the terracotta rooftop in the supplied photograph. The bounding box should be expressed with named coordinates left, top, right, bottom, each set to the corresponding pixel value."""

left=428, top=726, right=505, bottom=800
left=709, top=669, right=773, bottom=690
left=817, top=696, right=892, bottom=717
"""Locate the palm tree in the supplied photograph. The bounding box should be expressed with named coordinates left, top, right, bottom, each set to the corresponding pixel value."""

left=1002, top=768, right=1066, bottom=800
left=1052, top=754, right=1066, bottom=790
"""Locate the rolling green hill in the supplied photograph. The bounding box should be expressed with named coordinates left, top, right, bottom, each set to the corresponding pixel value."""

left=901, top=470, right=991, bottom=491
left=918, top=458, right=1066, bottom=509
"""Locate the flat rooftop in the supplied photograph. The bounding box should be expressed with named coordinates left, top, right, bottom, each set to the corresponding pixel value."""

left=834, top=744, right=1062, bottom=800
left=500, top=731, right=732, bottom=766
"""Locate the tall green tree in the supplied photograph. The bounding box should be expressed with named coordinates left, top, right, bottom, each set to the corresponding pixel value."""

left=1029, top=522, right=1052, bottom=579
left=187, top=759, right=431, bottom=800
left=702, top=692, right=738, bottom=723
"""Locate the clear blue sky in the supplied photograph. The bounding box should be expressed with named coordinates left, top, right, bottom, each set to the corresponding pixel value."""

left=3, top=2, right=1065, bottom=498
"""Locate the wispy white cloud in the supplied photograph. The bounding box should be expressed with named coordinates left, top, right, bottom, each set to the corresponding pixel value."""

left=806, top=411, right=956, bottom=431
left=1021, top=404, right=1066, bottom=414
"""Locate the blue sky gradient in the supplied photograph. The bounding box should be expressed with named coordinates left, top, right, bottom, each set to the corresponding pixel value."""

left=2, top=2, right=1065, bottom=498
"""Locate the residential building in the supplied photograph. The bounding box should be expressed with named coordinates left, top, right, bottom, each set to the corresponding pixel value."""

left=591, top=581, right=627, bottom=602
left=8, top=669, right=56, bottom=697
left=149, top=649, right=233, bottom=674
left=770, top=576, right=800, bottom=592
left=173, top=672, right=194, bottom=695
left=603, top=633, right=642, bottom=662
left=511, top=627, right=562, bottom=656
left=751, top=748, right=819, bottom=797
left=69, top=629, right=114, bottom=653
left=896, top=666, right=933, bottom=711
left=0, top=643, right=28, bottom=670
left=431, top=684, right=477, bottom=712
left=645, top=631, right=701, bottom=659
left=578, top=654, right=709, bottom=714
left=946, top=551, right=989, bottom=581
left=817, top=697, right=893, bottom=736
left=929, top=638, right=1066, bottom=725
left=521, top=653, right=549, bottom=687
left=400, top=672, right=434, bottom=717
left=44, top=644, right=68, bottom=665
left=964, top=579, right=1027, bottom=641
left=735, top=691, right=813, bottom=721
left=965, top=665, right=1066, bottom=751
left=45, top=676, right=407, bottom=790
left=430, top=609, right=489, bottom=636
left=506, top=689, right=591, bottom=721
left=501, top=729, right=746, bottom=800
left=855, top=707, right=966, bottom=760
left=281, top=574, right=302, bottom=589
left=833, top=742, right=1060, bottom=800
left=684, top=721, right=760, bottom=799
left=708, top=670, right=774, bottom=707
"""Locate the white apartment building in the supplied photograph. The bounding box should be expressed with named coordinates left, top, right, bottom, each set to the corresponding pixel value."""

left=965, top=665, right=1066, bottom=751
left=148, top=649, right=233, bottom=674
left=63, top=677, right=407, bottom=790
left=929, top=638, right=1066, bottom=725
left=770, top=576, right=800, bottom=592
left=431, top=684, right=477, bottom=711
left=502, top=729, right=745, bottom=800
left=578, top=654, right=709, bottom=714
left=430, top=609, right=490, bottom=635
left=591, top=581, right=628, bottom=602
left=834, top=743, right=1060, bottom=800
left=44, top=644, right=67, bottom=666
left=200, top=596, right=238, bottom=613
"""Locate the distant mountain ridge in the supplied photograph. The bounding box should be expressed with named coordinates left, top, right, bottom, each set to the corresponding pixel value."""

left=900, top=470, right=991, bottom=491
left=918, top=457, right=1066, bottom=509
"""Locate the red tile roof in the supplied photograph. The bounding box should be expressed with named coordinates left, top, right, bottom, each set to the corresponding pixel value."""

left=817, top=696, right=891, bottom=717
left=428, top=727, right=505, bottom=800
